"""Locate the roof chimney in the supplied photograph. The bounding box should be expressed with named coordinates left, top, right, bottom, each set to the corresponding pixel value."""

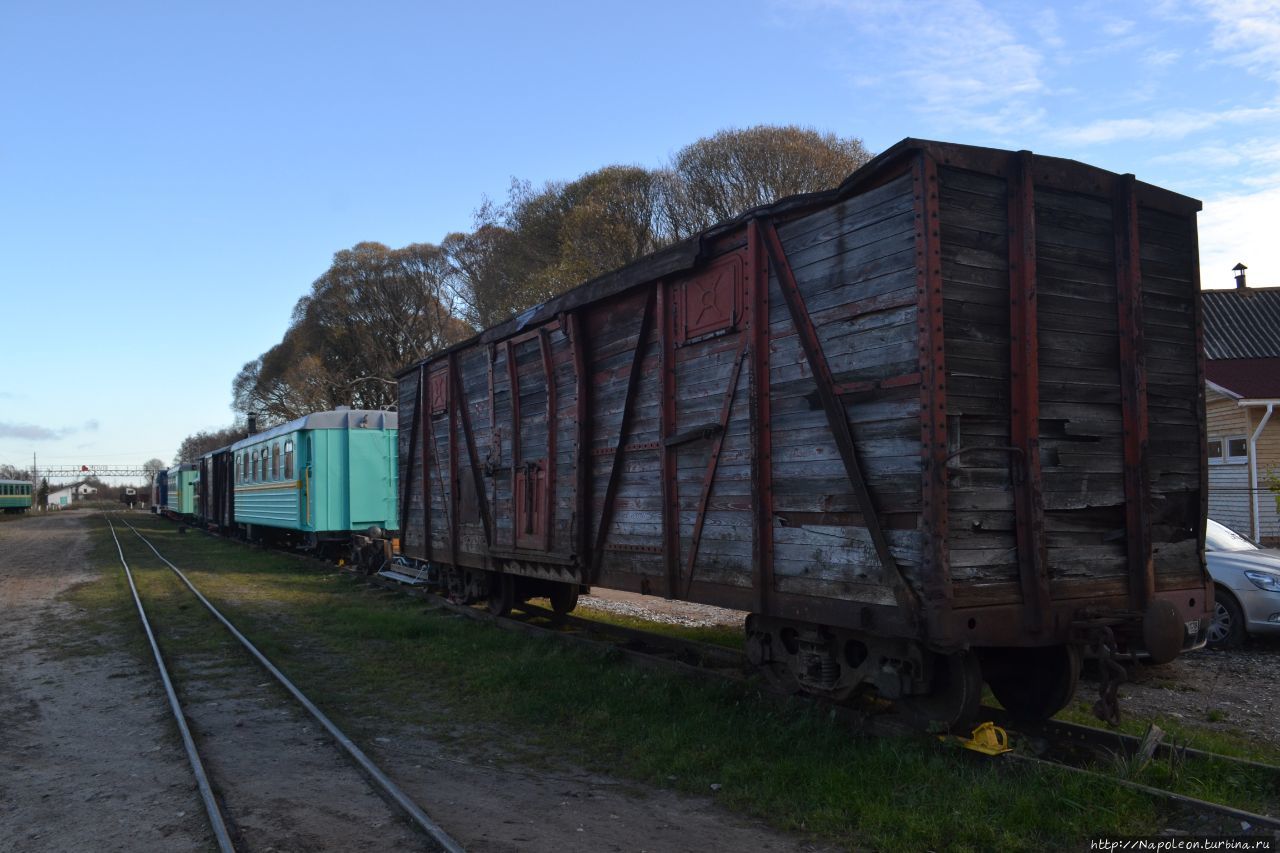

left=246, top=413, right=258, bottom=436
left=1234, top=262, right=1248, bottom=289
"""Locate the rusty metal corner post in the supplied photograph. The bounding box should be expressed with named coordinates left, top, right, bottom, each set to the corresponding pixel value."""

left=538, top=328, right=557, bottom=554
left=1007, top=151, right=1052, bottom=633
left=447, top=356, right=461, bottom=570
left=399, top=367, right=422, bottom=539
left=912, top=154, right=951, bottom=642
left=419, top=364, right=434, bottom=563
left=657, top=282, right=680, bottom=599
left=566, top=311, right=591, bottom=579
left=747, top=220, right=775, bottom=617
left=1113, top=173, right=1155, bottom=609
left=757, top=215, right=918, bottom=615
left=1189, top=218, right=1210, bottom=589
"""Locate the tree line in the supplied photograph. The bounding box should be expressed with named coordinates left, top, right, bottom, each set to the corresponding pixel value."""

left=179, top=125, right=870, bottom=461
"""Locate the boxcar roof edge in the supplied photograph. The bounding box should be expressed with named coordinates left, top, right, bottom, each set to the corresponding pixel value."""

left=396, top=137, right=1203, bottom=379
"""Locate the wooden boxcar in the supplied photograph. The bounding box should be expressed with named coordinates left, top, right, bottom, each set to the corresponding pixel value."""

left=0, top=479, right=33, bottom=513
left=396, top=139, right=1211, bottom=724
left=226, top=409, right=398, bottom=547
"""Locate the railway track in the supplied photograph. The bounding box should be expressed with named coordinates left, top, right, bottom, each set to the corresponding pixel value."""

left=364, top=564, right=1280, bottom=834
left=134, top=514, right=1280, bottom=838
left=105, top=516, right=464, bottom=853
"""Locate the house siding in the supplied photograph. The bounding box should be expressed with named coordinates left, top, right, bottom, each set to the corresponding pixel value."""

left=1250, top=408, right=1280, bottom=544
left=1207, top=390, right=1252, bottom=536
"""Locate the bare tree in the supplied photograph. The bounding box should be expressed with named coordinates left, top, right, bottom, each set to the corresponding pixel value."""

left=659, top=125, right=871, bottom=239
left=142, top=458, right=165, bottom=485
left=174, top=423, right=249, bottom=464
left=232, top=242, right=471, bottom=421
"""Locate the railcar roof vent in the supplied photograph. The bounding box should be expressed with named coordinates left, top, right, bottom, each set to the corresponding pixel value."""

left=1235, top=262, right=1248, bottom=289
left=246, top=413, right=258, bottom=435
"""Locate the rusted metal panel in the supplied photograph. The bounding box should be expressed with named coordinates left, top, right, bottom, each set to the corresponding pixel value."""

left=429, top=368, right=448, bottom=415
left=676, top=253, right=742, bottom=344
left=1007, top=151, right=1052, bottom=633
left=1113, top=174, right=1155, bottom=608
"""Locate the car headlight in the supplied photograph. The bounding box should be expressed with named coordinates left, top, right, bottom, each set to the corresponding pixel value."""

left=1244, top=570, right=1280, bottom=592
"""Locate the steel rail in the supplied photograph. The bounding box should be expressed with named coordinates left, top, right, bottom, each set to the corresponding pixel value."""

left=1006, top=712, right=1280, bottom=775
left=1004, top=751, right=1280, bottom=831
left=369, top=573, right=1280, bottom=829
left=156, top=515, right=1280, bottom=834
left=117, top=517, right=465, bottom=853
left=105, top=517, right=237, bottom=853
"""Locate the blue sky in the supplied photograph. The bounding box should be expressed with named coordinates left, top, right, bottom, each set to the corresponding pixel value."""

left=2, top=0, right=1278, bottom=478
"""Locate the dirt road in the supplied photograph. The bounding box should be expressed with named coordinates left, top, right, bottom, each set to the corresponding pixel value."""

left=0, top=511, right=210, bottom=851
left=0, top=512, right=832, bottom=852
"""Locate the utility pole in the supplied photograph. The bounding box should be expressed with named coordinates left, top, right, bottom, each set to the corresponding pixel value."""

left=32, top=452, right=37, bottom=512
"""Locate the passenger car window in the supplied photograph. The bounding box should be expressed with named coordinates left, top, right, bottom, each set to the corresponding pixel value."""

left=284, top=440, right=294, bottom=479
left=272, top=444, right=280, bottom=480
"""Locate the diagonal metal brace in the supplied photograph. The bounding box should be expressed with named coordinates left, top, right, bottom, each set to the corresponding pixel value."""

left=757, top=218, right=917, bottom=607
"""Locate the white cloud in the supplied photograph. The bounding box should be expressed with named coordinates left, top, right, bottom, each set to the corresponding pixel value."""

left=0, top=420, right=100, bottom=441
left=1194, top=0, right=1280, bottom=80
left=1143, top=48, right=1182, bottom=67
left=1102, top=17, right=1136, bottom=37
left=791, top=0, right=1044, bottom=134
left=1199, top=184, right=1280, bottom=289
left=1057, top=106, right=1280, bottom=144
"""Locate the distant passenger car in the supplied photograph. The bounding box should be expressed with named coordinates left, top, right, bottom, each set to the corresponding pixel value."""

left=0, top=479, right=33, bottom=514
left=226, top=409, right=398, bottom=552
left=1206, top=519, right=1280, bottom=648
left=164, top=463, right=198, bottom=520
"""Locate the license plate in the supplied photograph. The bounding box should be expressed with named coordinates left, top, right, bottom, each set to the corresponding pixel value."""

left=1185, top=619, right=1201, bottom=635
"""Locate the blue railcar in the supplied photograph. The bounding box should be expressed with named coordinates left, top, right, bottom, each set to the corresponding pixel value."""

left=228, top=409, right=397, bottom=550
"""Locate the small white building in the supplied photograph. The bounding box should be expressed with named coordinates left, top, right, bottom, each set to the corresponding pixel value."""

left=46, top=482, right=99, bottom=509
left=47, top=486, right=74, bottom=508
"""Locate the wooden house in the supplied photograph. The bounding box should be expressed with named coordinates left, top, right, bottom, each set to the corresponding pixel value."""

left=1203, top=280, right=1280, bottom=544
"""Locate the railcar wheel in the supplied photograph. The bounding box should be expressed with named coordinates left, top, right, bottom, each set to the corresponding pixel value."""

left=983, top=644, right=1081, bottom=722
left=549, top=583, right=579, bottom=616
left=488, top=573, right=515, bottom=617
left=899, top=651, right=983, bottom=730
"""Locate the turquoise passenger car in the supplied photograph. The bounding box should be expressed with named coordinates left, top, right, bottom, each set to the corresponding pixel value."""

left=229, top=409, right=397, bottom=548
left=0, top=479, right=33, bottom=513
left=165, top=463, right=198, bottom=518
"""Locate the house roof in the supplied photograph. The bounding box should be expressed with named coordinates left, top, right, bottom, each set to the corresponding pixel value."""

left=1204, top=357, right=1280, bottom=401
left=1201, top=287, right=1280, bottom=359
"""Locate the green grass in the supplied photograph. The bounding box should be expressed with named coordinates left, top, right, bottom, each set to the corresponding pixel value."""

left=63, top=513, right=1277, bottom=850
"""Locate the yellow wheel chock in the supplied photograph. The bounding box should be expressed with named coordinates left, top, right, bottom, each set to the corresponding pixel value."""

left=940, top=721, right=1012, bottom=755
